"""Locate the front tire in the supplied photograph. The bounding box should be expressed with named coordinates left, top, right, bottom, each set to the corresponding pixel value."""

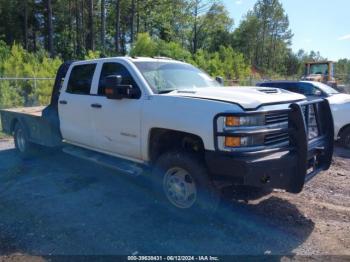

left=340, top=126, right=350, bottom=149
left=152, top=151, right=220, bottom=217
left=14, top=123, right=36, bottom=158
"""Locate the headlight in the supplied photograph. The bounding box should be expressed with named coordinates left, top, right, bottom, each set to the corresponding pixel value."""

left=224, top=115, right=265, bottom=148
left=224, top=136, right=264, bottom=148
left=217, top=111, right=290, bottom=151
left=225, top=115, right=264, bottom=127
left=224, top=136, right=241, bottom=147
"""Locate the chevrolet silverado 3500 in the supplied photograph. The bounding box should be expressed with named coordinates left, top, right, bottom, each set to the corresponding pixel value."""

left=0, top=57, right=334, bottom=213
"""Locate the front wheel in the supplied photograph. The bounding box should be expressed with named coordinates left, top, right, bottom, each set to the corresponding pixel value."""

left=152, top=151, right=220, bottom=217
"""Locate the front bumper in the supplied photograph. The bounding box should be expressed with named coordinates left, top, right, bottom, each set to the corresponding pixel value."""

left=207, top=99, right=334, bottom=193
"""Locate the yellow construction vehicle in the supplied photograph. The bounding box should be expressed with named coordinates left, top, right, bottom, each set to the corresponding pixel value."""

left=302, top=61, right=337, bottom=88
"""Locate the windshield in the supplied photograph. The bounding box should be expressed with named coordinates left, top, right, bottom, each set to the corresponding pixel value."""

left=133, top=61, right=220, bottom=93
left=311, top=81, right=339, bottom=95
left=309, top=64, right=328, bottom=75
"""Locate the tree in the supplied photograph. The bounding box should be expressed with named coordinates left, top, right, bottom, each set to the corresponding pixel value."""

left=201, top=3, right=233, bottom=52
left=130, top=0, right=135, bottom=44
left=232, top=13, right=260, bottom=66
left=0, top=43, right=62, bottom=108
left=75, top=0, right=83, bottom=56
left=46, top=0, right=54, bottom=57
left=130, top=33, right=157, bottom=57
left=23, top=0, right=29, bottom=50
left=115, top=0, right=121, bottom=53
left=0, top=0, right=343, bottom=82
left=188, top=0, right=214, bottom=54
left=87, top=0, right=94, bottom=51
left=80, top=0, right=85, bottom=49
left=100, top=0, right=106, bottom=51
left=233, top=0, right=293, bottom=75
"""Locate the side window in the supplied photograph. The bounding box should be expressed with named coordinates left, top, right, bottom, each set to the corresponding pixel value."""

left=298, top=83, right=318, bottom=96
left=66, top=64, right=96, bottom=95
left=284, top=83, right=300, bottom=93
left=98, top=62, right=141, bottom=98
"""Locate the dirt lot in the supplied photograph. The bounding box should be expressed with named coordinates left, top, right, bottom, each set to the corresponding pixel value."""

left=0, top=138, right=349, bottom=257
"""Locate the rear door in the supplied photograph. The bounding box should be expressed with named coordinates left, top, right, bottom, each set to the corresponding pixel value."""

left=58, top=63, right=97, bottom=147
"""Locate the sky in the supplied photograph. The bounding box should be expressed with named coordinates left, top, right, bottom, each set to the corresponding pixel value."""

left=222, top=0, right=350, bottom=60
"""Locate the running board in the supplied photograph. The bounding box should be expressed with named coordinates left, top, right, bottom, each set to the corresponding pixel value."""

left=62, top=145, right=144, bottom=176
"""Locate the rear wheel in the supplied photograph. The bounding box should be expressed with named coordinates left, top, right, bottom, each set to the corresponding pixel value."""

left=14, top=123, right=36, bottom=158
left=340, top=126, right=350, bottom=149
left=152, top=151, right=220, bottom=218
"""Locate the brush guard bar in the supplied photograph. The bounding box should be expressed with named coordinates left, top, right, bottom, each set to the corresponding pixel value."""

left=209, top=99, right=334, bottom=193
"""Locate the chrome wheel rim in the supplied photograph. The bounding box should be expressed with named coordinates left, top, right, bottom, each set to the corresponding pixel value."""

left=163, top=167, right=197, bottom=209
left=17, top=129, right=26, bottom=152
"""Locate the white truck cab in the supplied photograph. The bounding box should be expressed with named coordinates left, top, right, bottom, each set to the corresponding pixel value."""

left=1, top=57, right=334, bottom=214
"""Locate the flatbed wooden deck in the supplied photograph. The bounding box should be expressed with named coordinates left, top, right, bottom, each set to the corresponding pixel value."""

left=0, top=106, right=46, bottom=117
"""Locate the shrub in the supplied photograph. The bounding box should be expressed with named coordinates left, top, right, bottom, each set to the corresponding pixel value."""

left=0, top=43, right=62, bottom=108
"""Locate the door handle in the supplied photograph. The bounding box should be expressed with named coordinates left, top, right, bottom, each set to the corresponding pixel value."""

left=91, top=103, right=102, bottom=108
left=59, top=100, right=67, bottom=105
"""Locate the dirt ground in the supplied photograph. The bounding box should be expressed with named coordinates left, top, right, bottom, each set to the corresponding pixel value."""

left=0, top=138, right=349, bottom=258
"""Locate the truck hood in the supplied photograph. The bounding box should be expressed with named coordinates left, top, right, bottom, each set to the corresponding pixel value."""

left=327, top=93, right=350, bottom=105
left=166, top=86, right=305, bottom=110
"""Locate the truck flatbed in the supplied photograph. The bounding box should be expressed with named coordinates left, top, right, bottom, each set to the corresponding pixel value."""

left=0, top=106, right=62, bottom=147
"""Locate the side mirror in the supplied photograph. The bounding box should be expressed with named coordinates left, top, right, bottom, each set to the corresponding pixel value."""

left=106, top=74, right=123, bottom=86
left=215, top=76, right=224, bottom=86
left=105, top=75, right=137, bottom=99
left=314, top=90, right=322, bottom=96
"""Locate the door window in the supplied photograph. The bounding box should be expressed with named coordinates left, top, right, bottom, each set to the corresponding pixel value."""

left=298, top=83, right=320, bottom=96
left=284, top=83, right=300, bottom=93
left=98, top=62, right=141, bottom=98
left=66, top=64, right=96, bottom=95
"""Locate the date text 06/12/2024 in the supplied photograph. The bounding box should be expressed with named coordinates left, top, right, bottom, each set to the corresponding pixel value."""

left=127, top=256, right=219, bottom=261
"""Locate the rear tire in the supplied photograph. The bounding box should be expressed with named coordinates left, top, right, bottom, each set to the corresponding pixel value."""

left=340, top=126, right=350, bottom=149
left=14, top=123, right=36, bottom=158
left=152, top=151, right=220, bottom=218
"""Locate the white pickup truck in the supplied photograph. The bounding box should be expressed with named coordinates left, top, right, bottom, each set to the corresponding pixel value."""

left=0, top=57, right=334, bottom=214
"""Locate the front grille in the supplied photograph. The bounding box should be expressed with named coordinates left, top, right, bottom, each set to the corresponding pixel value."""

left=264, top=111, right=290, bottom=146
left=265, top=111, right=289, bottom=125
left=301, top=104, right=319, bottom=140
left=264, top=132, right=289, bottom=146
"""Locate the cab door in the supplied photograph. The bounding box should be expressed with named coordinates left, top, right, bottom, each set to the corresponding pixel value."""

left=58, top=63, right=97, bottom=148
left=89, top=62, right=143, bottom=160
